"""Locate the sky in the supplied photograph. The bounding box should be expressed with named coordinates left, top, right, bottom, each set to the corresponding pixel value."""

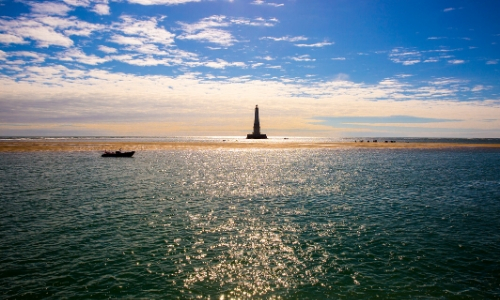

left=0, top=0, right=500, bottom=137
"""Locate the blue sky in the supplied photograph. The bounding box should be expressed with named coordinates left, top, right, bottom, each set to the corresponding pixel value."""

left=0, top=0, right=499, bottom=137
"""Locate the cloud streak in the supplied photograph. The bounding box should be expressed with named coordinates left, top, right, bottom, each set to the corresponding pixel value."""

left=260, top=36, right=307, bottom=42
left=295, top=41, right=334, bottom=47
left=251, top=0, right=284, bottom=7
left=127, top=0, right=201, bottom=5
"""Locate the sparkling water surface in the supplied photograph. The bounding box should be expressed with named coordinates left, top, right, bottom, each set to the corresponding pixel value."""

left=1, top=147, right=500, bottom=299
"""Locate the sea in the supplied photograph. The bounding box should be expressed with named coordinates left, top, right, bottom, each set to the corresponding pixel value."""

left=1, top=137, right=500, bottom=299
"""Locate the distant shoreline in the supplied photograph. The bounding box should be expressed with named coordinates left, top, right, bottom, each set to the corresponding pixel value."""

left=1, top=140, right=500, bottom=152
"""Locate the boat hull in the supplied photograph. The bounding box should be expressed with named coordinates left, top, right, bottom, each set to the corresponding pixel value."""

left=102, top=151, right=135, bottom=157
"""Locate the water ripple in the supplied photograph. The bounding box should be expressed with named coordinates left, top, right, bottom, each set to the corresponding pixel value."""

left=1, top=149, right=500, bottom=298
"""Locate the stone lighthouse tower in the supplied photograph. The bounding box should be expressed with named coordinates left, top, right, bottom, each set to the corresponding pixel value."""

left=246, top=105, right=268, bottom=139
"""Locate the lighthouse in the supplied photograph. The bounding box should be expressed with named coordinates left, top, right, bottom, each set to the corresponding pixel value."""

left=246, top=105, right=268, bottom=139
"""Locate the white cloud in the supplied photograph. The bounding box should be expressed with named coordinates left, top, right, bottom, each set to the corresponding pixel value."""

left=167, top=48, right=199, bottom=60
left=3, top=65, right=498, bottom=137
left=402, top=60, right=420, bottom=66
left=0, top=51, right=47, bottom=66
left=295, top=41, right=333, bottom=47
left=127, top=0, right=201, bottom=5
left=486, top=59, right=498, bottom=65
left=110, top=54, right=175, bottom=66
left=334, top=73, right=349, bottom=82
left=251, top=0, right=284, bottom=7
left=289, top=54, right=315, bottom=62
left=107, top=53, right=134, bottom=63
left=430, top=78, right=465, bottom=85
left=260, top=35, right=307, bottom=42
left=443, top=7, right=455, bottom=12
left=62, top=0, right=92, bottom=7
left=124, top=44, right=200, bottom=63
left=389, top=47, right=421, bottom=65
left=205, top=59, right=246, bottom=69
left=39, top=16, right=103, bottom=36
left=107, top=16, right=179, bottom=55
left=185, top=58, right=246, bottom=69
left=257, top=56, right=274, bottom=61
left=115, top=16, right=175, bottom=46
left=0, top=15, right=103, bottom=48
left=426, top=48, right=461, bottom=53
left=471, top=85, right=485, bottom=92
left=57, top=48, right=110, bottom=65
left=28, top=2, right=73, bottom=16
left=448, top=59, right=465, bottom=64
left=379, top=78, right=407, bottom=87
left=331, top=57, right=346, bottom=61
left=178, top=15, right=229, bottom=33
left=96, top=43, right=199, bottom=66
left=92, top=4, right=110, bottom=15
left=428, top=78, right=468, bottom=93
left=10, top=22, right=73, bottom=47
left=60, top=0, right=110, bottom=15
left=98, top=45, right=117, bottom=53
left=177, top=15, right=278, bottom=46
left=178, top=28, right=235, bottom=46
left=7, top=51, right=47, bottom=63
left=109, top=34, right=143, bottom=45
left=177, top=16, right=233, bottom=45
left=0, top=33, right=27, bottom=45
left=230, top=17, right=278, bottom=27
left=125, top=44, right=167, bottom=55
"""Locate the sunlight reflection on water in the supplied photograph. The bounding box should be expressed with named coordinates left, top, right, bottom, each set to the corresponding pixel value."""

left=1, top=149, right=500, bottom=298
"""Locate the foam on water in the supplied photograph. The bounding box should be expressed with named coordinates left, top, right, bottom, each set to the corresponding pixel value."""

left=1, top=148, right=500, bottom=298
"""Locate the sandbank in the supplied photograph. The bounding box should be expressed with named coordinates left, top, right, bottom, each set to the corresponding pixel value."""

left=1, top=140, right=500, bottom=152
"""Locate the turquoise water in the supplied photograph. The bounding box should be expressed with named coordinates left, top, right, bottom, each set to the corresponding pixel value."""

left=1, top=147, right=500, bottom=299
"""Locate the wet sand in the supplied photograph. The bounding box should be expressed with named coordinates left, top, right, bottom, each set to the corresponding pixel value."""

left=1, top=140, right=500, bottom=152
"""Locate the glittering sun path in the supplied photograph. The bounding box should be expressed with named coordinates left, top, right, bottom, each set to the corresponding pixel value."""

left=2, top=147, right=500, bottom=298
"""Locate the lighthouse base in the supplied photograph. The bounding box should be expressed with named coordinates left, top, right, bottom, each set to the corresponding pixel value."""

left=246, top=133, right=268, bottom=139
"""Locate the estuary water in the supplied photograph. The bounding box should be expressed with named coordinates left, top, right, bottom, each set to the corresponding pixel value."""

left=1, top=147, right=500, bottom=299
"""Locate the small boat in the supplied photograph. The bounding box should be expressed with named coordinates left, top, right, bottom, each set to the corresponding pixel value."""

left=101, top=150, right=135, bottom=157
